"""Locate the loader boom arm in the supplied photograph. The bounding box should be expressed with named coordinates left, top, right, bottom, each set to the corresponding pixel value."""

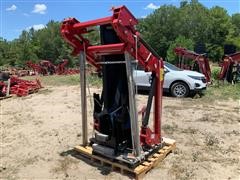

left=174, top=47, right=211, bottom=82
left=219, top=52, right=240, bottom=80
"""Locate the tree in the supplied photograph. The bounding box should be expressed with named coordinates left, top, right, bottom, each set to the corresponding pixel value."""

left=138, top=5, right=180, bottom=58
left=231, top=13, right=240, bottom=36
left=0, top=38, right=9, bottom=66
left=166, top=36, right=194, bottom=64
left=0, top=1, right=238, bottom=67
left=15, top=30, right=38, bottom=66
left=206, top=6, right=234, bottom=61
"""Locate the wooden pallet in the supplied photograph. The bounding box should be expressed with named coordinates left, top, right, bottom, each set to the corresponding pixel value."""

left=74, top=137, right=176, bottom=179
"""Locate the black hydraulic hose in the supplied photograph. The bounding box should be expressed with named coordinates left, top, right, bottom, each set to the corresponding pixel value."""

left=142, top=74, right=156, bottom=127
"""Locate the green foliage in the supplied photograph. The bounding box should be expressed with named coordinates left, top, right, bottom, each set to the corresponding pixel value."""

left=166, top=36, right=194, bottom=64
left=82, top=27, right=100, bottom=45
left=203, top=83, right=240, bottom=100
left=231, top=13, right=240, bottom=36
left=226, top=36, right=240, bottom=50
left=211, top=66, right=221, bottom=80
left=0, top=21, right=79, bottom=67
left=0, top=1, right=240, bottom=66
left=138, top=5, right=180, bottom=57
left=138, top=0, right=239, bottom=62
left=206, top=44, right=223, bottom=62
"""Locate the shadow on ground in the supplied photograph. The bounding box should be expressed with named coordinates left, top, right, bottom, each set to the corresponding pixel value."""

left=60, top=149, right=117, bottom=176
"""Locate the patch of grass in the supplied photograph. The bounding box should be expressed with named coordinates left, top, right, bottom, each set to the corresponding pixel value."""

left=37, top=88, right=53, bottom=95
left=203, top=83, right=240, bottom=100
left=22, top=74, right=80, bottom=86
left=169, top=162, right=195, bottom=180
left=87, top=74, right=102, bottom=87
left=201, top=65, right=240, bottom=100
left=20, top=72, right=240, bottom=101
left=211, top=66, right=221, bottom=80
left=199, top=65, right=240, bottom=100
left=162, top=123, right=178, bottom=134
left=181, top=127, right=198, bottom=134
left=21, top=74, right=102, bottom=87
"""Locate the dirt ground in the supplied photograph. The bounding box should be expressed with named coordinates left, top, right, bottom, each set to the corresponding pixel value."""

left=1, top=85, right=239, bottom=179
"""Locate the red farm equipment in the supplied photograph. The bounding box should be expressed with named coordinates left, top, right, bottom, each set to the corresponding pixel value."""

left=60, top=5, right=175, bottom=173
left=39, top=60, right=56, bottom=75
left=26, top=60, right=56, bottom=75
left=56, top=59, right=80, bottom=75
left=26, top=61, right=47, bottom=75
left=174, top=47, right=211, bottom=83
left=218, top=52, right=240, bottom=83
left=27, top=59, right=79, bottom=75
left=0, top=71, right=42, bottom=98
left=9, top=76, right=42, bottom=96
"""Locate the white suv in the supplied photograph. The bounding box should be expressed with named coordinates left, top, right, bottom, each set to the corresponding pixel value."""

left=133, top=61, right=207, bottom=97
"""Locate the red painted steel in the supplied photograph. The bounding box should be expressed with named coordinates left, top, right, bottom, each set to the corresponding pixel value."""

left=0, top=76, right=42, bottom=97
left=26, top=59, right=79, bottom=75
left=219, top=52, right=240, bottom=80
left=87, top=43, right=125, bottom=55
left=60, top=5, right=164, bottom=146
left=26, top=61, right=44, bottom=75
left=174, top=47, right=211, bottom=83
left=9, top=76, right=42, bottom=96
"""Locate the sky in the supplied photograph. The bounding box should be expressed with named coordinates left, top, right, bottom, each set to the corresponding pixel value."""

left=0, top=0, right=239, bottom=40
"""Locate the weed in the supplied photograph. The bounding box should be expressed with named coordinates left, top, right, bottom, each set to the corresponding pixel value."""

left=162, top=123, right=178, bottom=134
left=37, top=89, right=53, bottom=95
left=192, top=151, right=201, bottom=162
left=211, top=66, right=221, bottom=80
left=169, top=162, right=195, bottom=180
left=202, top=83, right=240, bottom=100
left=197, top=116, right=209, bottom=122
left=52, top=157, right=78, bottom=175
left=205, top=134, right=219, bottom=146
left=181, top=127, right=198, bottom=134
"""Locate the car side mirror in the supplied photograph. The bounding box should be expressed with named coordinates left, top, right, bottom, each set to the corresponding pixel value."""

left=164, top=69, right=169, bottom=74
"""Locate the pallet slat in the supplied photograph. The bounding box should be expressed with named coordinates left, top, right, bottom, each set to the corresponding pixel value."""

left=74, top=137, right=176, bottom=179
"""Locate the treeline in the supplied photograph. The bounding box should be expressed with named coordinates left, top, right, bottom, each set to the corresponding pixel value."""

left=0, top=21, right=77, bottom=68
left=0, top=0, right=240, bottom=67
left=138, top=0, right=240, bottom=63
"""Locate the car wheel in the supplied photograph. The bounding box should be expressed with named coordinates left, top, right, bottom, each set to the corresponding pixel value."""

left=170, top=82, right=189, bottom=97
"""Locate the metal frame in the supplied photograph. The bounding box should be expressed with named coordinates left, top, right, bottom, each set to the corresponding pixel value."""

left=80, top=51, right=88, bottom=146
left=61, top=5, right=164, bottom=154
left=125, top=52, right=141, bottom=157
left=174, top=47, right=211, bottom=83
left=219, top=52, right=240, bottom=81
left=6, top=78, right=10, bottom=97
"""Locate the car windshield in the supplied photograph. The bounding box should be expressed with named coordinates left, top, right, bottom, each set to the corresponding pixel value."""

left=164, top=62, right=183, bottom=71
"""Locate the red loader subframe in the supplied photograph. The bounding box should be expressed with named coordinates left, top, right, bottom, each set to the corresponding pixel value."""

left=26, top=61, right=46, bottom=75
left=26, top=60, right=54, bottom=75
left=61, top=6, right=165, bottom=167
left=9, top=76, right=42, bottom=96
left=218, top=52, right=240, bottom=83
left=174, top=47, right=211, bottom=83
left=27, top=59, right=79, bottom=75
left=56, top=59, right=68, bottom=75
left=0, top=72, right=42, bottom=97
